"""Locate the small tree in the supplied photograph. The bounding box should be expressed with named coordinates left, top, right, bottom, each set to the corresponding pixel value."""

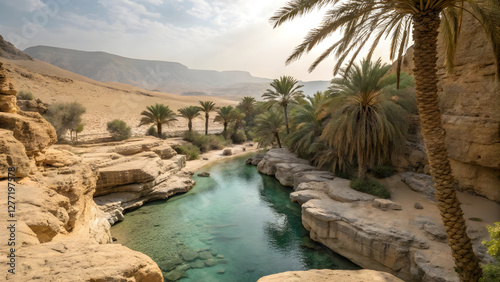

left=107, top=119, right=132, bottom=141
left=44, top=102, right=86, bottom=140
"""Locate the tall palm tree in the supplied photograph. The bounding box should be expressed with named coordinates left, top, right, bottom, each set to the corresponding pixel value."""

left=262, top=76, right=305, bottom=134
left=214, top=106, right=235, bottom=135
left=237, top=96, right=257, bottom=127
left=285, top=91, right=328, bottom=159
left=197, top=101, right=217, bottom=135
left=178, top=106, right=201, bottom=132
left=254, top=108, right=285, bottom=148
left=139, top=103, right=177, bottom=138
left=271, top=1, right=500, bottom=280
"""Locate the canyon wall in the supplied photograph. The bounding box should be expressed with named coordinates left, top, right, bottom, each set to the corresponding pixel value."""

left=0, top=61, right=164, bottom=281
left=392, top=13, right=500, bottom=201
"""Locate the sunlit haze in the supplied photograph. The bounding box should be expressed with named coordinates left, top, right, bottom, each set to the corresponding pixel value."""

left=0, top=0, right=392, bottom=81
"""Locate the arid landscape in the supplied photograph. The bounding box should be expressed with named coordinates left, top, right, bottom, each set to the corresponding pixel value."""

left=1, top=1, right=500, bottom=282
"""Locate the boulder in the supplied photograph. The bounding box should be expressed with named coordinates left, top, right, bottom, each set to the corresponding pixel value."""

left=198, top=171, right=210, bottom=177
left=274, top=162, right=317, bottom=187
left=223, top=148, right=232, bottom=155
left=372, top=199, right=402, bottom=211
left=0, top=64, right=18, bottom=113
left=257, top=148, right=309, bottom=176
left=0, top=129, right=30, bottom=178
left=152, top=144, right=177, bottom=159
left=0, top=111, right=57, bottom=156
left=293, top=170, right=335, bottom=188
left=400, top=172, right=436, bottom=201
left=258, top=269, right=403, bottom=282
left=43, top=148, right=81, bottom=167
left=9, top=239, right=163, bottom=282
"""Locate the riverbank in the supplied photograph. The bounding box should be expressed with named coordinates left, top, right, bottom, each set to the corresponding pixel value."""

left=250, top=148, right=500, bottom=281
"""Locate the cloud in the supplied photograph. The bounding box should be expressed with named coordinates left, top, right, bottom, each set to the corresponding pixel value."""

left=4, top=0, right=45, bottom=12
left=139, top=0, right=164, bottom=5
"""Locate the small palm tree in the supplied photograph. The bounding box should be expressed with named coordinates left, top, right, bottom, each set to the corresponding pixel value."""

left=254, top=108, right=285, bottom=148
left=271, top=1, right=500, bottom=279
left=237, top=96, right=256, bottom=126
left=214, top=106, right=235, bottom=136
left=285, top=91, right=328, bottom=159
left=197, top=101, right=217, bottom=135
left=262, top=76, right=305, bottom=134
left=139, top=103, right=177, bottom=138
left=178, top=106, right=201, bottom=132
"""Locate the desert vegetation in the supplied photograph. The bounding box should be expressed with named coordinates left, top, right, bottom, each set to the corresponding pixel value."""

left=44, top=101, right=86, bottom=140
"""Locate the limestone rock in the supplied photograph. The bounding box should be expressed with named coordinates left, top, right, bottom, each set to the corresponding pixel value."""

left=324, top=178, right=377, bottom=202
left=43, top=148, right=81, bottom=167
left=258, top=269, right=403, bottom=282
left=301, top=198, right=430, bottom=281
left=372, top=199, right=402, bottom=211
left=414, top=202, right=424, bottom=209
left=390, top=11, right=500, bottom=201
left=0, top=129, right=30, bottom=178
left=0, top=111, right=57, bottom=156
left=152, top=144, right=177, bottom=159
left=400, top=172, right=436, bottom=201
left=0, top=63, right=19, bottom=113
left=274, top=162, right=317, bottom=187
left=246, top=154, right=264, bottom=165
left=290, top=190, right=328, bottom=205
left=257, top=148, right=309, bottom=176
left=7, top=239, right=163, bottom=282
left=293, top=170, right=335, bottom=188
left=17, top=98, right=49, bottom=114
left=198, top=171, right=210, bottom=177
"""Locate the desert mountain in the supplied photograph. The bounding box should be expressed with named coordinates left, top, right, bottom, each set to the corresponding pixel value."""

left=0, top=36, right=236, bottom=139
left=24, top=45, right=329, bottom=99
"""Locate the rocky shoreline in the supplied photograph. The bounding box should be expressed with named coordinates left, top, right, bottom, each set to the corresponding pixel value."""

left=249, top=148, right=495, bottom=282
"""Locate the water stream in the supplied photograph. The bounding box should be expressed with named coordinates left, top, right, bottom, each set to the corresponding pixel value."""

left=111, top=154, right=359, bottom=281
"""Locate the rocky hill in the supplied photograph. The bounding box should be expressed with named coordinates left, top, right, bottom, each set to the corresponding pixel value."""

left=24, top=45, right=329, bottom=98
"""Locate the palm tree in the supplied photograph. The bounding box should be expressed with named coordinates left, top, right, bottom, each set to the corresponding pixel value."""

left=285, top=91, right=328, bottom=159
left=271, top=1, right=500, bottom=280
left=178, top=106, right=201, bottom=132
left=214, top=106, right=235, bottom=136
left=197, top=101, right=217, bottom=135
left=262, top=76, right=305, bottom=134
left=139, top=103, right=177, bottom=138
left=237, top=96, right=257, bottom=127
left=254, top=108, right=285, bottom=148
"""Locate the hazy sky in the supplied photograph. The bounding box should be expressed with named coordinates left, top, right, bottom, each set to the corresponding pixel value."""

left=0, top=0, right=391, bottom=81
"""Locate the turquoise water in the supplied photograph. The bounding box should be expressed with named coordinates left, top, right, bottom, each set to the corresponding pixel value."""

left=111, top=154, right=359, bottom=281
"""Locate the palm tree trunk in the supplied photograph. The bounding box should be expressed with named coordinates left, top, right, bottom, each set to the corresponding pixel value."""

left=412, top=11, right=481, bottom=282
left=188, top=119, right=192, bottom=132
left=223, top=122, right=227, bottom=135
left=274, top=132, right=282, bottom=148
left=157, top=122, right=162, bottom=138
left=283, top=104, right=289, bottom=134
left=205, top=113, right=209, bottom=135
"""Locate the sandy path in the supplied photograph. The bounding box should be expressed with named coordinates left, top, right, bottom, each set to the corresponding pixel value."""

left=165, top=138, right=261, bottom=172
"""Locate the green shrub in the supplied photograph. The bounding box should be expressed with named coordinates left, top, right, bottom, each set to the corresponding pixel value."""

left=231, top=130, right=247, bottom=144
left=146, top=125, right=167, bottom=139
left=183, top=131, right=229, bottom=152
left=173, top=144, right=200, bottom=160
left=370, top=165, right=397, bottom=178
left=350, top=178, right=391, bottom=199
left=17, top=90, right=34, bottom=100
left=107, top=119, right=132, bottom=141
left=482, top=222, right=500, bottom=281
left=183, top=130, right=200, bottom=142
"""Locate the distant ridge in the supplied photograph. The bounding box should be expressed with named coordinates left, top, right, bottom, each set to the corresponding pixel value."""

left=24, top=45, right=330, bottom=98
left=0, top=35, right=32, bottom=60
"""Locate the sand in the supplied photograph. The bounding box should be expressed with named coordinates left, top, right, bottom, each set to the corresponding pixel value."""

left=1, top=58, right=238, bottom=139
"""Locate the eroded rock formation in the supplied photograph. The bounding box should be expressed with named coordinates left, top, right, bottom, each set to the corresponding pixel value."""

left=0, top=64, right=164, bottom=281
left=258, top=269, right=403, bottom=282
left=59, top=137, right=195, bottom=225
left=254, top=148, right=494, bottom=282
left=391, top=12, right=500, bottom=201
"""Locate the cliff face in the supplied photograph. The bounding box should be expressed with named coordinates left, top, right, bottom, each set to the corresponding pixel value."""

left=393, top=13, right=500, bottom=201
left=0, top=61, right=163, bottom=281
